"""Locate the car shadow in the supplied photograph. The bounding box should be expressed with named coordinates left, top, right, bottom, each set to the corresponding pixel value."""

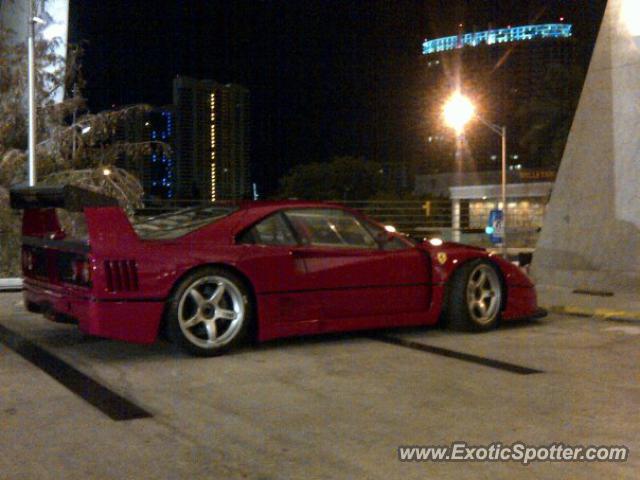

left=7, top=316, right=545, bottom=363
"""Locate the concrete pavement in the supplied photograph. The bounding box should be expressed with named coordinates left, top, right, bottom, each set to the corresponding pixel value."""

left=1, top=291, right=639, bottom=479
left=537, top=284, right=640, bottom=323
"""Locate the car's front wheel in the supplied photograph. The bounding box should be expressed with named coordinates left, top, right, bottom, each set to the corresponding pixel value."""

left=167, top=267, right=252, bottom=356
left=446, top=259, right=503, bottom=331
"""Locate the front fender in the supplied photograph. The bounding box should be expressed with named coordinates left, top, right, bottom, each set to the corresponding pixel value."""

left=419, top=242, right=534, bottom=288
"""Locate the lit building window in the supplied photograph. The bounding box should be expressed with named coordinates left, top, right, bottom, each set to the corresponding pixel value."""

left=210, top=92, right=217, bottom=202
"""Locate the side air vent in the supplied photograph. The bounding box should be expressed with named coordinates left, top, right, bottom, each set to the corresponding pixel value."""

left=104, top=260, right=139, bottom=292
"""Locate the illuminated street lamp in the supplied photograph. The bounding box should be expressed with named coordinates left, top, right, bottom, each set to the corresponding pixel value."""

left=443, top=91, right=475, bottom=135
left=443, top=92, right=508, bottom=255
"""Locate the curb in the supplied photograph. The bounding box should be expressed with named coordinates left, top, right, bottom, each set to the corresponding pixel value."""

left=0, top=278, right=22, bottom=292
left=546, top=305, right=640, bottom=323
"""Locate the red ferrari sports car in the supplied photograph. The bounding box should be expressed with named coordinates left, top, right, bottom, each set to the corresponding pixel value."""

left=11, top=186, right=542, bottom=356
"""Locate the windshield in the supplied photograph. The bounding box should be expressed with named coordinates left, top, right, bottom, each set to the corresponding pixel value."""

left=132, top=205, right=238, bottom=240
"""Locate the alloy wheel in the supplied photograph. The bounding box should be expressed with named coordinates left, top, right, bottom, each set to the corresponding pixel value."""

left=465, top=263, right=502, bottom=325
left=177, top=275, right=245, bottom=350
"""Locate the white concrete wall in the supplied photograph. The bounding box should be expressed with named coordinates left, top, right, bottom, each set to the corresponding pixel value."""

left=532, top=0, right=640, bottom=292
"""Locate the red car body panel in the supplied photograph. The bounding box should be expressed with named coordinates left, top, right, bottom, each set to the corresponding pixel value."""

left=19, top=200, right=540, bottom=345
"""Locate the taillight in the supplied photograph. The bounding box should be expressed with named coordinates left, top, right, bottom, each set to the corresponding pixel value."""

left=71, top=259, right=92, bottom=285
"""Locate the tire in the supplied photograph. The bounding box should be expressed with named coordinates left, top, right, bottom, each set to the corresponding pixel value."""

left=166, top=267, right=253, bottom=356
left=445, top=259, right=503, bottom=332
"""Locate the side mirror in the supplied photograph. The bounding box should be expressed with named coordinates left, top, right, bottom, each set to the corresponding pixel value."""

left=375, top=230, right=394, bottom=244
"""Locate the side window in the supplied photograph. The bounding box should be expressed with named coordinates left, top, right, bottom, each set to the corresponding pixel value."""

left=238, top=214, right=297, bottom=246
left=285, top=209, right=378, bottom=249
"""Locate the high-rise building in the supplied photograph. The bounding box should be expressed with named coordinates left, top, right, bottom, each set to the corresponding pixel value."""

left=420, top=22, right=579, bottom=175
left=173, top=76, right=250, bottom=201
left=146, top=108, right=176, bottom=199
left=116, top=106, right=176, bottom=199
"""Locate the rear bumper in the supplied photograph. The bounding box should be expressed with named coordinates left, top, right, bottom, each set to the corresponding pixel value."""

left=23, top=280, right=164, bottom=344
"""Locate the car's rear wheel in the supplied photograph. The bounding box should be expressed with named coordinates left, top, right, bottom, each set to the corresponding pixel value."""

left=167, top=267, right=252, bottom=356
left=446, top=259, right=502, bottom=331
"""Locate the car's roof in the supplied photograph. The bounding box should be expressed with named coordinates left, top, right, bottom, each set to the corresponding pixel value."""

left=136, top=200, right=360, bottom=242
left=234, top=200, right=347, bottom=215
left=237, top=199, right=342, bottom=208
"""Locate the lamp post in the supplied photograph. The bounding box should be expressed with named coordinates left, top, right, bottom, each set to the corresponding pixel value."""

left=27, top=1, right=37, bottom=186
left=71, top=83, right=79, bottom=157
left=27, top=3, right=45, bottom=186
left=443, top=91, right=508, bottom=256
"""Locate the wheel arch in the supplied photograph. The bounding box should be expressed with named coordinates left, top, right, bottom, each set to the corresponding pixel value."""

left=485, top=257, right=508, bottom=312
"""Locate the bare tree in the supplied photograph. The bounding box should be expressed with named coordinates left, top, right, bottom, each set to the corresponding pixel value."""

left=0, top=26, right=168, bottom=276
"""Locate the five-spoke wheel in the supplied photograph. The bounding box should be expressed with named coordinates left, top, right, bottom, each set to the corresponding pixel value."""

left=465, top=263, right=501, bottom=326
left=446, top=259, right=503, bottom=331
left=167, top=268, right=252, bottom=356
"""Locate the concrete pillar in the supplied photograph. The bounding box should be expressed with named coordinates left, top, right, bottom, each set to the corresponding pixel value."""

left=531, top=0, right=640, bottom=292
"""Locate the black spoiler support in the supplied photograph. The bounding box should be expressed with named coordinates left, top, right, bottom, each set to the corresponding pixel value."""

left=10, top=185, right=118, bottom=212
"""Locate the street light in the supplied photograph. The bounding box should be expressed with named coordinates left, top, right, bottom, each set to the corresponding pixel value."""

left=443, top=91, right=475, bottom=134
left=443, top=92, right=509, bottom=256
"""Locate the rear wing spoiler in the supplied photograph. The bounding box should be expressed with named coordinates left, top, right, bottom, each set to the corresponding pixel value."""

left=10, top=186, right=138, bottom=251
left=10, top=185, right=118, bottom=211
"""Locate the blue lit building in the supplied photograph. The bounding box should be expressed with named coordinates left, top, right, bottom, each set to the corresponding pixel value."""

left=422, top=24, right=573, bottom=56
left=146, top=108, right=176, bottom=199
left=116, top=106, right=176, bottom=199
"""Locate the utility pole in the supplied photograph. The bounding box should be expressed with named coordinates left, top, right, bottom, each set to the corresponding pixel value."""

left=27, top=0, right=37, bottom=186
left=71, top=83, right=79, bottom=157
left=500, top=126, right=508, bottom=257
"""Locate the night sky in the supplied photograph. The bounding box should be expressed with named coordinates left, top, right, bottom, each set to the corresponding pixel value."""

left=70, top=0, right=606, bottom=195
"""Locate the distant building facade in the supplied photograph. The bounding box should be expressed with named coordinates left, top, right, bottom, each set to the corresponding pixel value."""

left=414, top=169, right=555, bottom=234
left=116, top=106, right=175, bottom=199
left=173, top=76, right=250, bottom=201
left=146, top=108, right=175, bottom=199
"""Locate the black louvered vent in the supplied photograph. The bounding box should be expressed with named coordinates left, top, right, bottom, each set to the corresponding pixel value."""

left=104, top=260, right=139, bottom=292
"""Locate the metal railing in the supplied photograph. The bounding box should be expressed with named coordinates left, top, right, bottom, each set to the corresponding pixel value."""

left=0, top=198, right=544, bottom=278
left=138, top=198, right=544, bottom=249
left=336, top=200, right=541, bottom=249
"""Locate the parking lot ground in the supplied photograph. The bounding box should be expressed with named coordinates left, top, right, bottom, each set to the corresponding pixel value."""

left=1, top=291, right=638, bottom=479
